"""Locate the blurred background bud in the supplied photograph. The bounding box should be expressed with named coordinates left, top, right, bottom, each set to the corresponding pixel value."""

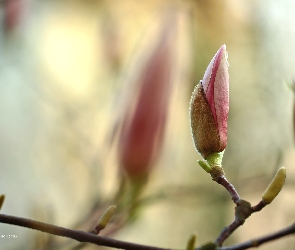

left=117, top=16, right=176, bottom=180
left=4, top=0, right=28, bottom=35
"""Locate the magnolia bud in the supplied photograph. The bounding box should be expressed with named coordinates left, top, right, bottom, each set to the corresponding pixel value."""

left=190, top=45, right=229, bottom=159
left=118, top=19, right=175, bottom=179
left=4, top=0, right=25, bottom=34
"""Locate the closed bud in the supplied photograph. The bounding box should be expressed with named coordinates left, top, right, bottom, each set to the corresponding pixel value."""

left=186, top=234, right=197, bottom=250
left=4, top=0, right=26, bottom=34
left=199, top=242, right=218, bottom=250
left=91, top=205, right=116, bottom=234
left=118, top=17, right=176, bottom=179
left=190, top=45, right=229, bottom=159
left=97, top=205, right=116, bottom=229
left=262, top=167, right=286, bottom=204
left=0, top=195, right=5, bottom=211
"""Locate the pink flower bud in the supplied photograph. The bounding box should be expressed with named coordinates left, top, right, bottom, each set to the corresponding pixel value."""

left=118, top=22, right=175, bottom=179
left=4, top=0, right=24, bottom=33
left=190, top=45, right=229, bottom=159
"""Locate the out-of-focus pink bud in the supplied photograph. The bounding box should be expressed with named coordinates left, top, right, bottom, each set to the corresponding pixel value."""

left=4, top=0, right=24, bottom=33
left=190, top=45, right=229, bottom=159
left=118, top=21, right=175, bottom=179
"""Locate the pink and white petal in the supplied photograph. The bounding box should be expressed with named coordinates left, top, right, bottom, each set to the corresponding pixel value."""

left=202, top=55, right=215, bottom=94
left=214, top=49, right=229, bottom=150
left=202, top=45, right=226, bottom=125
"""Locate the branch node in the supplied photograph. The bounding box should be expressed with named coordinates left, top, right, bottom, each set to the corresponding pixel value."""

left=235, top=200, right=252, bottom=222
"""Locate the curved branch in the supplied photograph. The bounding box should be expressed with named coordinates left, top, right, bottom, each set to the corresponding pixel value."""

left=220, top=222, right=295, bottom=250
left=0, top=213, right=173, bottom=250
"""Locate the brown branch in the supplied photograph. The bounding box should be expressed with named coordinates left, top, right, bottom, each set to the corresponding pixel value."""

left=210, top=167, right=240, bottom=204
left=219, top=222, right=295, bottom=250
left=215, top=219, right=244, bottom=246
left=0, top=213, right=173, bottom=250
left=251, top=200, right=266, bottom=213
left=1, top=207, right=294, bottom=250
left=210, top=166, right=268, bottom=247
left=215, top=200, right=252, bottom=246
left=214, top=175, right=240, bottom=204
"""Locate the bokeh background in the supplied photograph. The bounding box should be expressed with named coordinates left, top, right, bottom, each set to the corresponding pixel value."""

left=0, top=0, right=295, bottom=249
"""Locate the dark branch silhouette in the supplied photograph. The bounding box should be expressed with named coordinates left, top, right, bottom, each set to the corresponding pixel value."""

left=0, top=213, right=172, bottom=250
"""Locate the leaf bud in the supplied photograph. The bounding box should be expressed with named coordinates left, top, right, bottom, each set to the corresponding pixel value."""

left=262, top=167, right=286, bottom=204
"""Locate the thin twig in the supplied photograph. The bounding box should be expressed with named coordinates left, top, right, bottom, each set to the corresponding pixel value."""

left=215, top=218, right=244, bottom=246
left=0, top=213, right=173, bottom=250
left=214, top=175, right=240, bottom=204
left=210, top=168, right=242, bottom=246
left=220, top=222, right=295, bottom=250
left=214, top=200, right=252, bottom=246
left=1, top=211, right=295, bottom=250
left=251, top=200, right=266, bottom=213
left=210, top=167, right=240, bottom=204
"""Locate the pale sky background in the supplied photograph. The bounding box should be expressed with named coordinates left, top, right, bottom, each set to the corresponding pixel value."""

left=0, top=1, right=295, bottom=249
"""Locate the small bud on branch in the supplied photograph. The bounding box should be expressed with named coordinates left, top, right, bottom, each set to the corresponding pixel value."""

left=90, top=205, right=116, bottom=235
left=0, top=195, right=5, bottom=211
left=186, top=234, right=197, bottom=250
left=262, top=167, right=286, bottom=204
left=199, top=242, right=218, bottom=250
